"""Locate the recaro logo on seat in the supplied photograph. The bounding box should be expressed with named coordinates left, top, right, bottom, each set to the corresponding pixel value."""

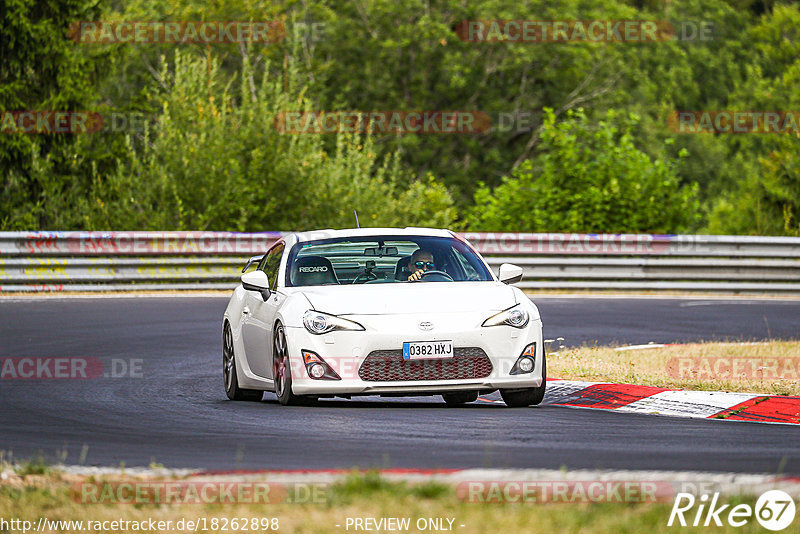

left=299, top=266, right=328, bottom=273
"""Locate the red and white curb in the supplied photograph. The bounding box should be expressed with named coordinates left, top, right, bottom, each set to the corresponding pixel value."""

left=541, top=380, right=800, bottom=424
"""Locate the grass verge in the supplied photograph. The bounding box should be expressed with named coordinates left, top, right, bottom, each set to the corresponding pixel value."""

left=0, top=469, right=776, bottom=534
left=549, top=341, right=800, bottom=395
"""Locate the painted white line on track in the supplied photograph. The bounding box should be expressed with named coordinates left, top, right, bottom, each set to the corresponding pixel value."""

left=680, top=300, right=800, bottom=307
left=0, top=293, right=229, bottom=301
left=529, top=294, right=800, bottom=301
left=615, top=344, right=667, bottom=351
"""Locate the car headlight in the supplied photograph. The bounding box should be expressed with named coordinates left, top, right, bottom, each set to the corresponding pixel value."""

left=303, top=310, right=365, bottom=334
left=482, top=304, right=529, bottom=328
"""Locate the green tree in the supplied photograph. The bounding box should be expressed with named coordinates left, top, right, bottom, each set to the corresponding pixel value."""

left=3, top=0, right=797, bottom=235
left=0, top=0, right=115, bottom=229
left=465, top=108, right=698, bottom=233
left=84, top=50, right=456, bottom=231
left=706, top=4, right=800, bottom=235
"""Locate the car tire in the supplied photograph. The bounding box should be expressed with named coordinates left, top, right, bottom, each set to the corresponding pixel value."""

left=273, top=323, right=316, bottom=406
left=223, top=321, right=263, bottom=401
left=442, top=392, right=479, bottom=405
left=500, top=354, right=547, bottom=407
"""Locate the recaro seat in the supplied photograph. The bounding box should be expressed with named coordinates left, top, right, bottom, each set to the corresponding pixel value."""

left=291, top=256, right=340, bottom=286
left=393, top=255, right=412, bottom=280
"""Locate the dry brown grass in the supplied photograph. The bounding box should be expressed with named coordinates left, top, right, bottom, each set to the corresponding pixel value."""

left=549, top=341, right=800, bottom=395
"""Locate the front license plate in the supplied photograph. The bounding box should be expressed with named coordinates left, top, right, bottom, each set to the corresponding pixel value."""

left=402, top=340, right=454, bottom=360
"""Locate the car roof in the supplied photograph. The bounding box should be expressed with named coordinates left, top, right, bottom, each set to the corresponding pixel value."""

left=292, top=227, right=454, bottom=243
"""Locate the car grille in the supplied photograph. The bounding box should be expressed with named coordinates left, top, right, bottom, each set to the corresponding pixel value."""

left=358, top=347, right=493, bottom=382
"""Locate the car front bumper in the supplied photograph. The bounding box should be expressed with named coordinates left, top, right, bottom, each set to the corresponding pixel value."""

left=284, top=311, right=544, bottom=396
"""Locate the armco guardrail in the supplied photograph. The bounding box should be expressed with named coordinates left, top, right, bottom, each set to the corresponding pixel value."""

left=1, top=231, right=799, bottom=293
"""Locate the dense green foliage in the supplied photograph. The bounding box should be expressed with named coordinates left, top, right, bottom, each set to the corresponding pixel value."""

left=0, top=0, right=113, bottom=228
left=466, top=109, right=698, bottom=232
left=83, top=52, right=456, bottom=230
left=1, top=0, right=799, bottom=234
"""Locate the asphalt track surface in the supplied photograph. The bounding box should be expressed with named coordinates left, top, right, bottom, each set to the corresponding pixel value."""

left=1, top=296, right=799, bottom=473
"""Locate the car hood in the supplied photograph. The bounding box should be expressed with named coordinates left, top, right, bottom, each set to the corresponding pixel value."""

left=296, top=281, right=517, bottom=315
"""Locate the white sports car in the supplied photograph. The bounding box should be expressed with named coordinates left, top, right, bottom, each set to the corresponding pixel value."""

left=222, top=227, right=545, bottom=407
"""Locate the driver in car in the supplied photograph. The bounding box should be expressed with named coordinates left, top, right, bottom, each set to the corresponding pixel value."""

left=407, top=249, right=437, bottom=282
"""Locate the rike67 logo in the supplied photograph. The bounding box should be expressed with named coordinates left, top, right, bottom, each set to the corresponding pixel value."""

left=668, top=490, right=796, bottom=531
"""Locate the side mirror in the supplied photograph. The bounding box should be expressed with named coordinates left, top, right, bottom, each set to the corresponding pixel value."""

left=498, top=263, right=523, bottom=285
left=241, top=270, right=271, bottom=301
left=241, top=254, right=264, bottom=273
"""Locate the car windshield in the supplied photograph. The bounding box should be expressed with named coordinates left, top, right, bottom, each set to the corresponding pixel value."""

left=285, top=235, right=493, bottom=287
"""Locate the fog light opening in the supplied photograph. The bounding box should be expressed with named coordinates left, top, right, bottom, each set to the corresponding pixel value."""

left=309, top=363, right=326, bottom=378
left=301, top=350, right=341, bottom=380
left=518, top=357, right=534, bottom=373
